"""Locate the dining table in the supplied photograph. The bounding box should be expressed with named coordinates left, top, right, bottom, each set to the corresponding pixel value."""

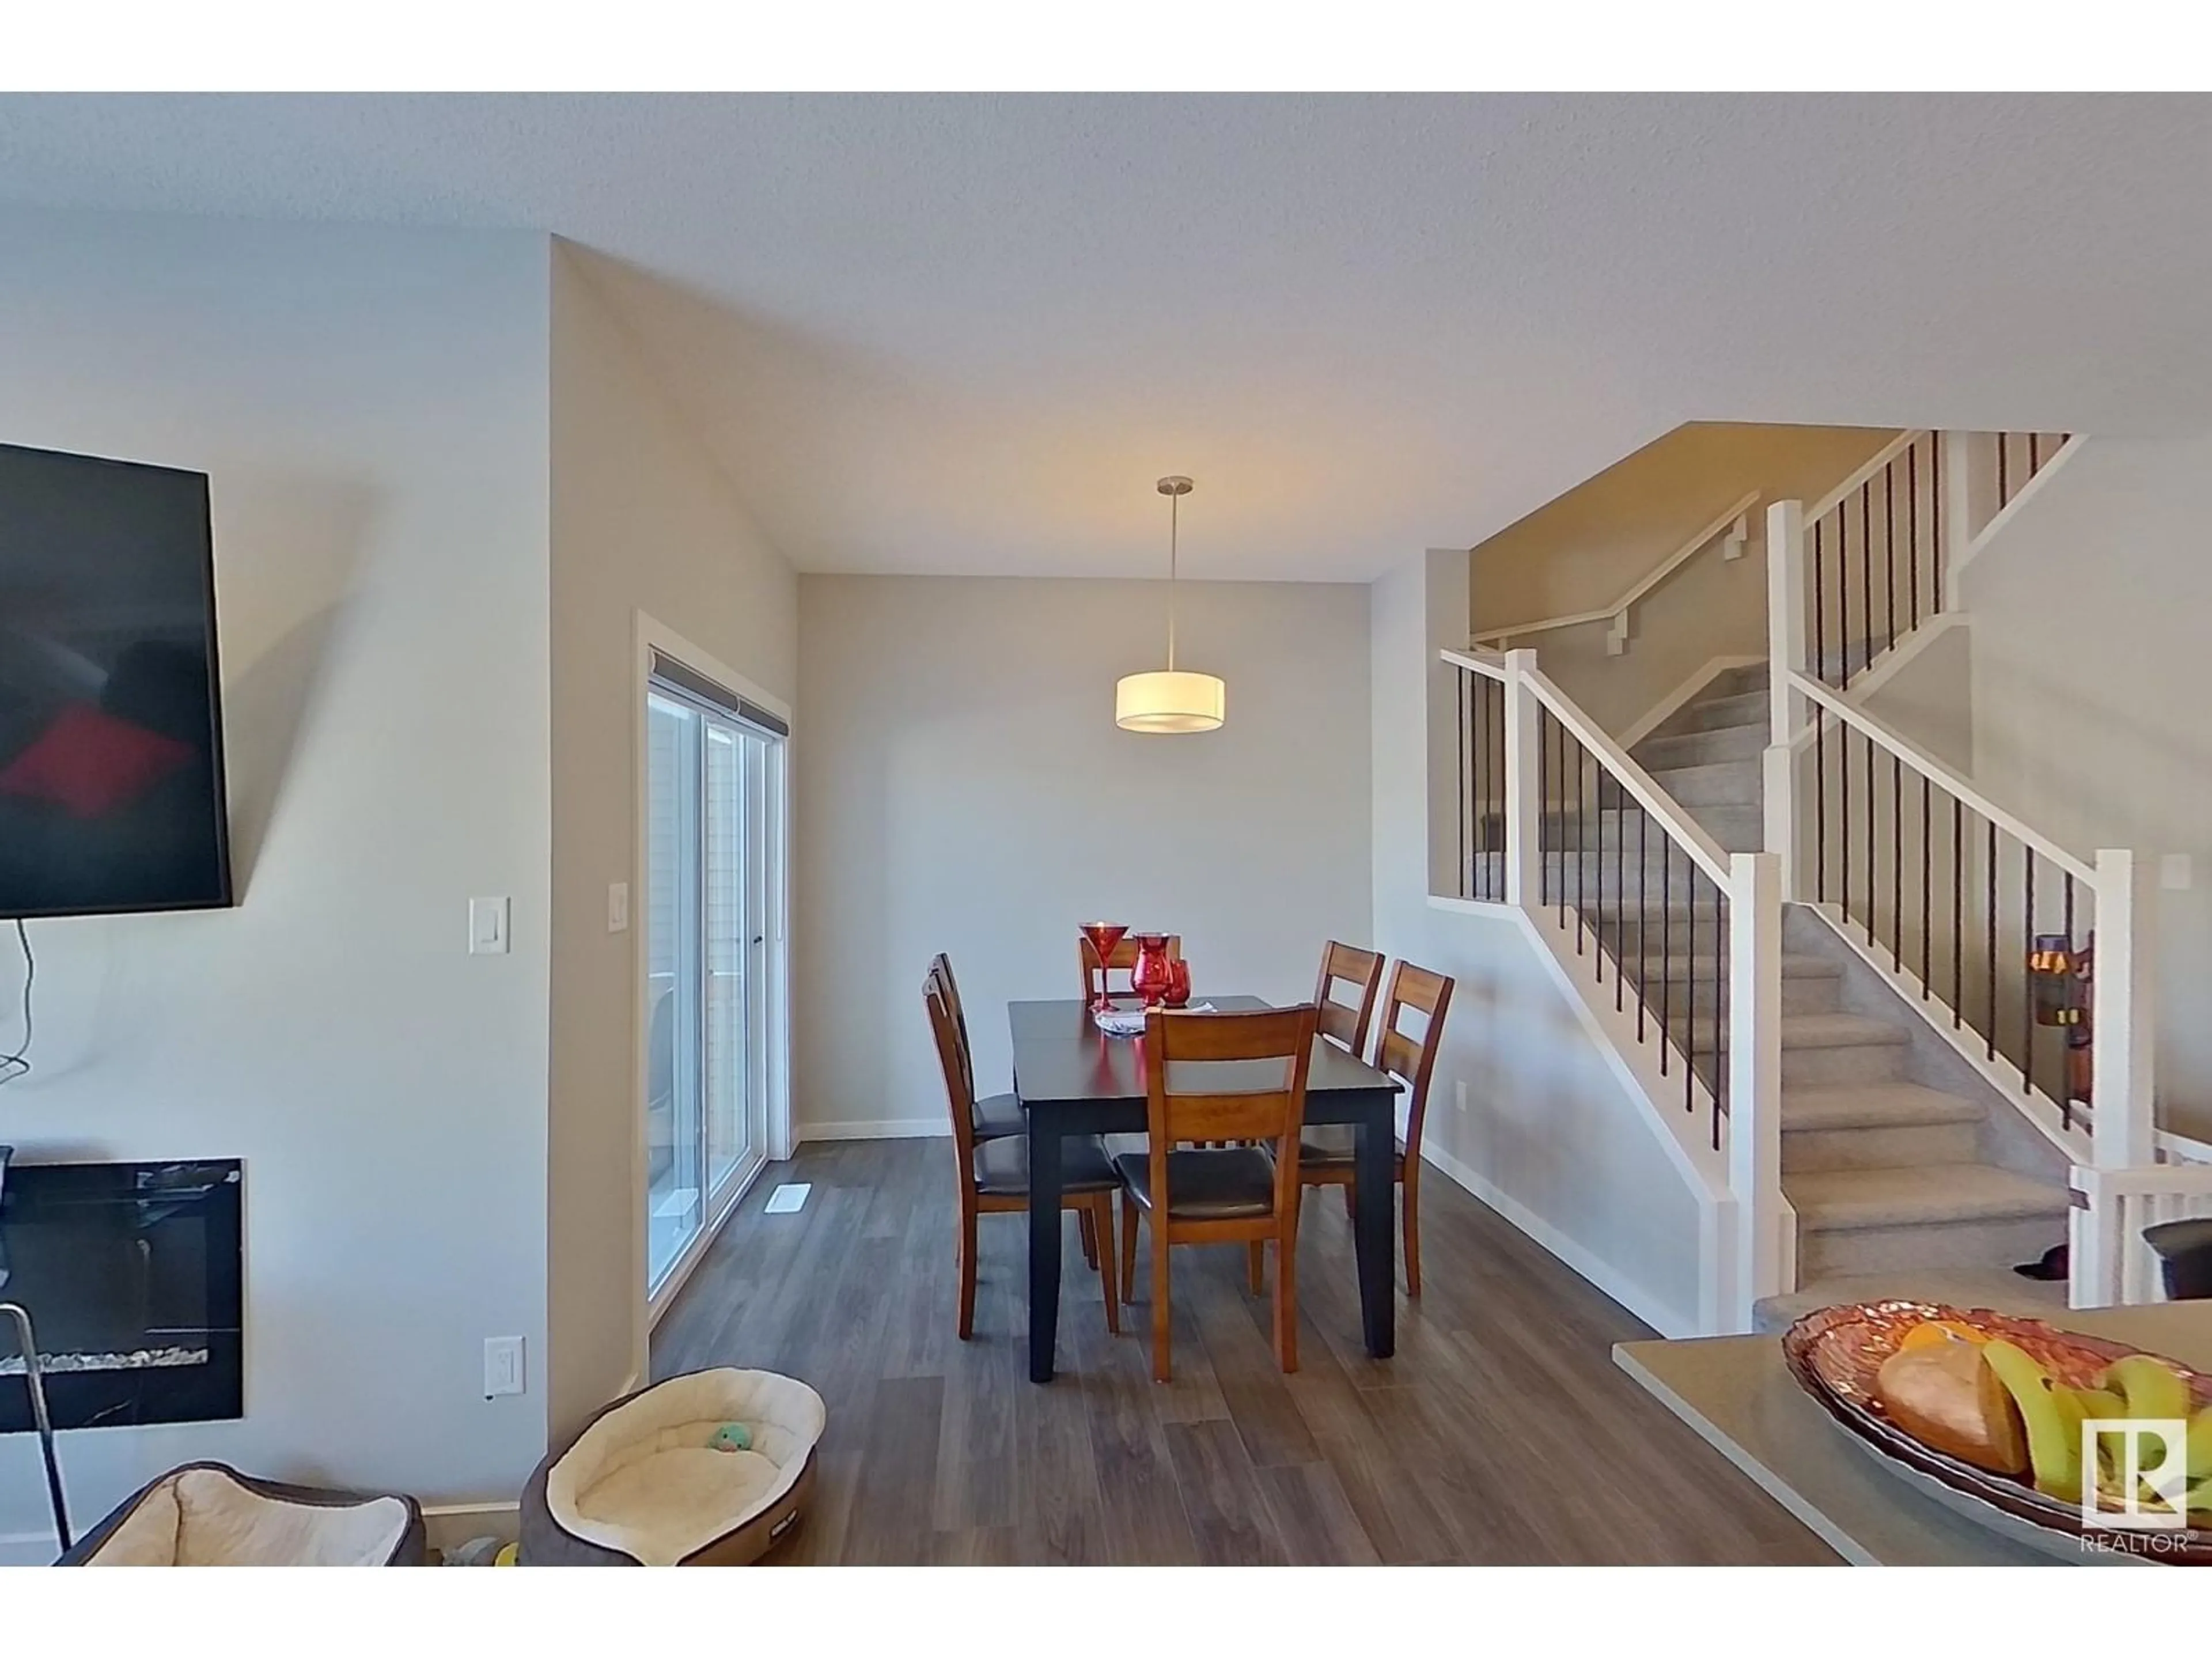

left=1009, top=994, right=1404, bottom=1384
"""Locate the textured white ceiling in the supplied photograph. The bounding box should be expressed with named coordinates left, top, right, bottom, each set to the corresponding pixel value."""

left=3, top=92, right=2209, bottom=579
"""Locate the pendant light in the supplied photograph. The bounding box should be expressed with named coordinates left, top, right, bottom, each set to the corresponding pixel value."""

left=1115, top=475, right=1226, bottom=733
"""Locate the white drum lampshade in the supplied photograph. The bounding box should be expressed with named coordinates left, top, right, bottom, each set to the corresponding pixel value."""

left=1116, top=669, right=1226, bottom=733
left=1118, top=474, right=1225, bottom=734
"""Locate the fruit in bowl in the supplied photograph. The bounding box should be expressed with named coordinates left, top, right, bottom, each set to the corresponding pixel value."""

left=1874, top=1317, right=2212, bottom=1521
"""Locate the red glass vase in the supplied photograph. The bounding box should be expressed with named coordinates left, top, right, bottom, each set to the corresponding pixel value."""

left=1163, top=958, right=1192, bottom=1009
left=1130, top=933, right=1174, bottom=1007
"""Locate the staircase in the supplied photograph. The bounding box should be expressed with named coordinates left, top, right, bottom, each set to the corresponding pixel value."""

left=1630, top=661, right=2071, bottom=1325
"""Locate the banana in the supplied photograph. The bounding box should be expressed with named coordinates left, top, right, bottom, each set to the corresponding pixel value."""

left=2190, top=1405, right=2212, bottom=1482
left=2103, top=1354, right=2194, bottom=1424
left=1983, top=1340, right=2083, bottom=1503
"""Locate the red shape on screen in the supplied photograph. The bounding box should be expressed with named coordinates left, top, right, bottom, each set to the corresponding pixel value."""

left=0, top=702, right=195, bottom=819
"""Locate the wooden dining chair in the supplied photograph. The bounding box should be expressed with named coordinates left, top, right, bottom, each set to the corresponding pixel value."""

left=1290, top=961, right=1454, bottom=1296
left=1115, top=1004, right=1317, bottom=1380
left=1077, top=933, right=1181, bottom=1005
left=1313, top=940, right=1385, bottom=1055
left=926, top=953, right=1025, bottom=1143
left=925, top=973, right=1121, bottom=1339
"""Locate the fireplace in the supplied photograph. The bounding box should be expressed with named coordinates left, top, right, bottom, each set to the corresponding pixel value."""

left=0, top=1157, right=243, bottom=1432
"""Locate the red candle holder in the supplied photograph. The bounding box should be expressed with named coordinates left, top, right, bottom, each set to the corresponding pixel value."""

left=1130, top=933, right=1174, bottom=1007
left=1163, top=959, right=1192, bottom=1008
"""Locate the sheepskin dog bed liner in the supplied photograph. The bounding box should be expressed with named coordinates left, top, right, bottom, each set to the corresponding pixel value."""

left=521, top=1368, right=825, bottom=1565
left=56, top=1462, right=425, bottom=1566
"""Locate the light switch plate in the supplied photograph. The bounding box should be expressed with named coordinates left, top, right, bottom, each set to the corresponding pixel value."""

left=468, top=896, right=510, bottom=955
left=483, top=1335, right=525, bottom=1397
left=2162, top=853, right=2193, bottom=892
left=607, top=881, right=630, bottom=933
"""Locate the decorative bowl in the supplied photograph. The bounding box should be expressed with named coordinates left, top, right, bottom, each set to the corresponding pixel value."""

left=1781, top=1300, right=2212, bottom=1565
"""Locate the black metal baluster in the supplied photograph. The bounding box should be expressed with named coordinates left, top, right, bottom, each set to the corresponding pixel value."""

left=1998, top=431, right=2010, bottom=506
left=2061, top=872, right=2076, bottom=1130
left=1575, top=737, right=1587, bottom=957
left=1841, top=709, right=1853, bottom=927
left=1660, top=837, right=1672, bottom=1075
left=1952, top=797, right=1965, bottom=1028
left=1892, top=752, right=1904, bottom=968
left=1637, top=808, right=1648, bottom=1039
left=1921, top=774, right=1933, bottom=998
left=1458, top=668, right=1468, bottom=897
left=1683, top=850, right=1695, bottom=1116
left=1554, top=715, right=1566, bottom=927
left=2022, top=849, right=2036, bottom=1095
left=1615, top=787, right=1627, bottom=1012
left=1838, top=496, right=1851, bottom=687
left=1932, top=431, right=1945, bottom=615
left=1885, top=459, right=1897, bottom=653
left=1711, top=874, right=1724, bottom=1150
left=1592, top=750, right=1604, bottom=983
left=1859, top=482, right=1873, bottom=682
left=1865, top=718, right=1876, bottom=947
left=1813, top=518, right=1828, bottom=903
left=2029, top=431, right=2041, bottom=476
left=1985, top=820, right=1999, bottom=1061
left=1908, top=439, right=1921, bottom=631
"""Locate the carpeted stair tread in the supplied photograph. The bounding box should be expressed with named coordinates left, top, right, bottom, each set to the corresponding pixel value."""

left=1788, top=1164, right=2070, bottom=1231
left=1781, top=1082, right=1986, bottom=1132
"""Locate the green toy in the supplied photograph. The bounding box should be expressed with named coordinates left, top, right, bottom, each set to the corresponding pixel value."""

left=708, top=1422, right=753, bottom=1453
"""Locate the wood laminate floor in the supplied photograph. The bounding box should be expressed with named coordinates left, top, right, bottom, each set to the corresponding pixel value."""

left=652, top=1139, right=1839, bottom=1565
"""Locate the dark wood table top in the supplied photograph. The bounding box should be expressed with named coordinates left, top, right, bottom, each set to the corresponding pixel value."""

left=1009, top=996, right=1403, bottom=1109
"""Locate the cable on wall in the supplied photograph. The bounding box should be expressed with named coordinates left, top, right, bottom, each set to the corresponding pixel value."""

left=0, top=921, right=33, bottom=1088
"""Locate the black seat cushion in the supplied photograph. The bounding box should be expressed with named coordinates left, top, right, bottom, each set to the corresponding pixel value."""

left=971, top=1092, right=1025, bottom=1142
left=1294, top=1126, right=1407, bottom=1169
left=1114, top=1147, right=1278, bottom=1220
left=974, top=1134, right=1120, bottom=1198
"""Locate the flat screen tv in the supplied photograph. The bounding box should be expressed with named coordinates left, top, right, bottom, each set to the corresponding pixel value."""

left=0, top=444, right=232, bottom=919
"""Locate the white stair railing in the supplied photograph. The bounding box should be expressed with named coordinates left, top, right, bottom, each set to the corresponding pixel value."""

left=1443, top=646, right=1787, bottom=1325
left=1767, top=473, right=2159, bottom=1306
left=2071, top=1157, right=2212, bottom=1306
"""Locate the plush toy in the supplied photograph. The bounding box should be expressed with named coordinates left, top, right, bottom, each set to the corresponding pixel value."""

left=708, top=1422, right=753, bottom=1453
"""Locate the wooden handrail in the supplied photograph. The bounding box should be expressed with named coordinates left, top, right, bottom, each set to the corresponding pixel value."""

left=1472, top=490, right=1759, bottom=649
left=1786, top=670, right=2097, bottom=886
left=1521, top=663, right=1735, bottom=887
left=1805, top=429, right=1924, bottom=523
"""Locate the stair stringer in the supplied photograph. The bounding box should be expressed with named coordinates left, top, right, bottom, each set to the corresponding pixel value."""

left=1486, top=893, right=1786, bottom=1332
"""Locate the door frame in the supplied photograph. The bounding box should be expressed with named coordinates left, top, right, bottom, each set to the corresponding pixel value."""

left=632, top=612, right=793, bottom=1350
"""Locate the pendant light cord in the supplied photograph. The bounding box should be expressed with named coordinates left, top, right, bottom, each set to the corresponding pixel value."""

left=1167, top=488, right=1179, bottom=672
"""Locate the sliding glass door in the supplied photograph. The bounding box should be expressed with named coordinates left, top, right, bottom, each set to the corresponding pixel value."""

left=646, top=668, right=783, bottom=1297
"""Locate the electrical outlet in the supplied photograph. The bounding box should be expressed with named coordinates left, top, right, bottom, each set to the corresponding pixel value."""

left=483, top=1335, right=525, bottom=1398
left=607, top=881, right=630, bottom=933
left=1455, top=1079, right=1469, bottom=1116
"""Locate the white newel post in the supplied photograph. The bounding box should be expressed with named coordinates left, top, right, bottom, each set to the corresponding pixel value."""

left=2079, top=848, right=2159, bottom=1307
left=1728, top=851, right=1788, bottom=1325
left=1763, top=501, right=1806, bottom=898
left=1500, top=649, right=1543, bottom=910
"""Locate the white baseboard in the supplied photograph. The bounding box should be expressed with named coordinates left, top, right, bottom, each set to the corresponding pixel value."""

left=423, top=1500, right=521, bottom=1556
left=1418, top=1138, right=1698, bottom=1338
left=798, top=1119, right=949, bottom=1142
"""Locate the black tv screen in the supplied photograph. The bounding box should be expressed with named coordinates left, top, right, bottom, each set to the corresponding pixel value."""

left=0, top=444, right=232, bottom=919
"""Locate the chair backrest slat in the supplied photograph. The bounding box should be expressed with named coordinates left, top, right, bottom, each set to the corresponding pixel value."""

left=927, top=953, right=974, bottom=1096
left=1313, top=940, right=1385, bottom=1055
left=1374, top=961, right=1454, bottom=1156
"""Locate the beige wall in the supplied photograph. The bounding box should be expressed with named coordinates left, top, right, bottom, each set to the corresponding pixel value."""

left=1471, top=423, right=1895, bottom=733
left=794, top=574, right=1371, bottom=1138
left=1955, top=436, right=2212, bottom=1143
left=1372, top=552, right=1707, bottom=1334
left=546, top=246, right=800, bottom=1440
left=0, top=206, right=554, bottom=1549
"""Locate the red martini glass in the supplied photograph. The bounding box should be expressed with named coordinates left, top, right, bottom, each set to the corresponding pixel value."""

left=1080, top=922, right=1128, bottom=1012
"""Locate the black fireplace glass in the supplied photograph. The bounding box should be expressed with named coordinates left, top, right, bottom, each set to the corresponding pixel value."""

left=0, top=1158, right=243, bottom=1432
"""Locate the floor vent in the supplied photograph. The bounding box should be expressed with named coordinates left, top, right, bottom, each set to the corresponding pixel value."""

left=763, top=1183, right=811, bottom=1215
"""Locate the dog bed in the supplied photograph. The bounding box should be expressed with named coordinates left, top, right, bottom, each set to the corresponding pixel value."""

left=521, top=1368, right=824, bottom=1566
left=56, top=1463, right=423, bottom=1566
